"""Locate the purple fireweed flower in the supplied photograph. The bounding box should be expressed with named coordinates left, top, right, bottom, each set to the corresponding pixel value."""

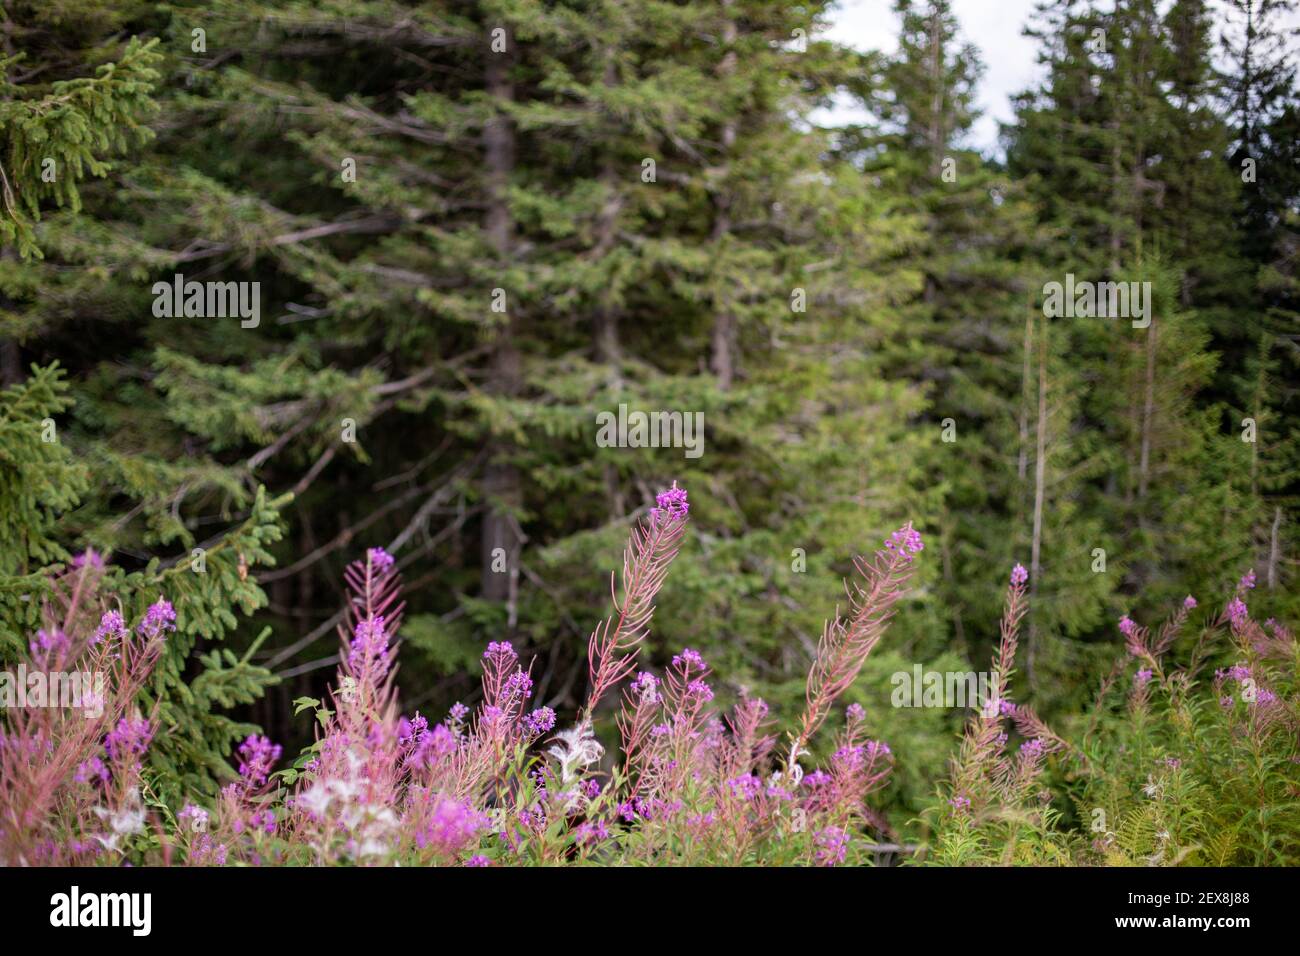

left=727, top=775, right=763, bottom=801
left=428, top=723, right=456, bottom=755
left=845, top=702, right=866, bottom=722
left=93, top=610, right=128, bottom=645
left=178, top=804, right=208, bottom=832
left=1254, top=689, right=1278, bottom=707
left=1010, top=563, right=1029, bottom=586
left=618, top=797, right=648, bottom=822
left=1019, top=738, right=1046, bottom=759
left=686, top=679, right=714, bottom=702
left=482, top=642, right=518, bottom=688
left=504, top=668, right=533, bottom=700
left=517, top=806, right=546, bottom=830
left=1118, top=616, right=1139, bottom=639
left=1183, top=595, right=1197, bottom=610
left=833, top=744, right=866, bottom=773
left=406, top=723, right=457, bottom=770
left=1227, top=664, right=1252, bottom=682
left=138, top=599, right=176, bottom=640
left=1227, top=598, right=1249, bottom=629
left=71, top=550, right=104, bottom=570
left=802, top=769, right=832, bottom=789
left=465, top=855, right=490, bottom=867
left=766, top=781, right=794, bottom=801
left=237, top=734, right=282, bottom=786
left=704, top=717, right=724, bottom=746
left=631, top=671, right=659, bottom=703
left=672, top=648, right=706, bottom=670
left=190, top=833, right=228, bottom=865
left=814, top=827, right=850, bottom=867
left=949, top=795, right=971, bottom=811
left=1239, top=570, right=1256, bottom=592
left=580, top=778, right=603, bottom=801
left=863, top=740, right=892, bottom=760
left=28, top=628, right=69, bottom=663
left=1220, top=695, right=1234, bottom=709
left=415, top=797, right=489, bottom=856
left=1134, top=668, right=1153, bottom=687
left=652, top=798, right=683, bottom=820
left=649, top=482, right=689, bottom=525
left=398, top=713, right=429, bottom=747
left=367, top=547, right=395, bottom=573
left=449, top=702, right=469, bottom=722
left=998, top=699, right=1017, bottom=716
left=348, top=615, right=390, bottom=671
left=75, top=757, right=109, bottom=786
left=105, top=717, right=152, bottom=763
left=574, top=819, right=610, bottom=847
left=884, top=527, right=924, bottom=561
left=1163, top=757, right=1181, bottom=769
left=523, top=707, right=556, bottom=736
left=686, top=811, right=717, bottom=830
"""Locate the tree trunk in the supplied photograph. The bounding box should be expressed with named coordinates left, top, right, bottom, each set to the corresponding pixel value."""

left=1018, top=288, right=1034, bottom=486
left=1027, top=310, right=1049, bottom=688
left=1267, top=507, right=1281, bottom=590
left=481, top=31, right=523, bottom=619
left=709, top=2, right=738, bottom=390
left=1, top=249, right=21, bottom=387
left=1137, top=312, right=1156, bottom=501
left=927, top=7, right=945, bottom=178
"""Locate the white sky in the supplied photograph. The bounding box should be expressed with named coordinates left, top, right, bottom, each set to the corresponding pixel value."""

left=816, top=0, right=1044, bottom=153
left=817, top=0, right=1300, bottom=156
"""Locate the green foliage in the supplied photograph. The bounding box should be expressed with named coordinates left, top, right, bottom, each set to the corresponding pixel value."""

left=1076, top=640, right=1300, bottom=866
left=0, top=365, right=288, bottom=795
left=0, top=35, right=161, bottom=259
left=924, top=587, right=1300, bottom=866
left=1, top=0, right=1298, bottom=858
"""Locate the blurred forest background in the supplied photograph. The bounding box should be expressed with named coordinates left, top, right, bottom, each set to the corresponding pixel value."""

left=1, top=0, right=1297, bottom=818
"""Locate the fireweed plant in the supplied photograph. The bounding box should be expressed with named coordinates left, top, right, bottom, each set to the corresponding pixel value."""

left=0, top=556, right=174, bottom=865
left=2, top=484, right=1295, bottom=866
left=928, top=568, right=1300, bottom=866
left=1, top=485, right=913, bottom=866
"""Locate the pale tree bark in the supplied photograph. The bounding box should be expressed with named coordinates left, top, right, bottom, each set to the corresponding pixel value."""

left=1137, top=312, right=1157, bottom=502
left=1027, top=310, right=1049, bottom=688
left=927, top=6, right=945, bottom=178
left=1267, top=507, right=1281, bottom=590
left=1109, top=120, right=1123, bottom=273
left=592, top=163, right=623, bottom=364
left=709, top=1, right=737, bottom=390
left=480, top=30, right=523, bottom=620
left=592, top=50, right=626, bottom=519
left=1249, top=359, right=1264, bottom=497
left=1017, top=288, right=1034, bottom=487
left=594, top=166, right=623, bottom=517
